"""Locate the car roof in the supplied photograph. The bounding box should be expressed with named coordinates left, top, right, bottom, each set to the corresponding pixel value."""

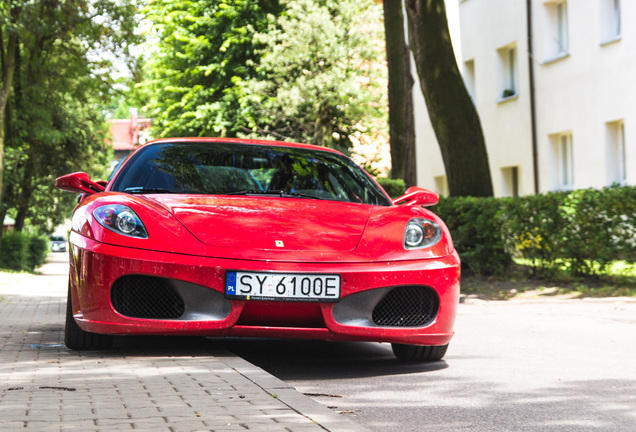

left=140, top=137, right=346, bottom=156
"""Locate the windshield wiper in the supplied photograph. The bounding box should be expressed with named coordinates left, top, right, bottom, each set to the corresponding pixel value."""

left=223, top=190, right=267, bottom=196
left=225, top=190, right=325, bottom=200
left=124, top=187, right=175, bottom=194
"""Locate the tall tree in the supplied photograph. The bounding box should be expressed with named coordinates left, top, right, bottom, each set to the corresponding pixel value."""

left=143, top=0, right=387, bottom=157
left=0, top=0, right=139, bottom=244
left=0, top=1, right=20, bottom=223
left=143, top=0, right=282, bottom=138
left=238, top=0, right=387, bottom=154
left=405, top=0, right=493, bottom=197
left=383, top=0, right=416, bottom=187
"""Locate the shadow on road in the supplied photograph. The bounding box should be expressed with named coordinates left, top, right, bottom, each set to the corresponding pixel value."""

left=219, top=338, right=448, bottom=380
left=33, top=321, right=447, bottom=379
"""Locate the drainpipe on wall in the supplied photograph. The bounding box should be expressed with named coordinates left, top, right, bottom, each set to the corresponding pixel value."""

left=527, top=0, right=540, bottom=194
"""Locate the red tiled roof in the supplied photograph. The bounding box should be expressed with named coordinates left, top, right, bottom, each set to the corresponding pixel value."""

left=107, top=117, right=151, bottom=151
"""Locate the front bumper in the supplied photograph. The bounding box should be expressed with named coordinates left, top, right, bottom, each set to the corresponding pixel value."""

left=69, top=232, right=460, bottom=346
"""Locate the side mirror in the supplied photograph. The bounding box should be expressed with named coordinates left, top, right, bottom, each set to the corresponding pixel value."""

left=56, top=172, right=106, bottom=195
left=392, top=186, right=439, bottom=207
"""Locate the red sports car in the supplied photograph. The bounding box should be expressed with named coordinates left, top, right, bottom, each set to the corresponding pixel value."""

left=56, top=138, right=460, bottom=361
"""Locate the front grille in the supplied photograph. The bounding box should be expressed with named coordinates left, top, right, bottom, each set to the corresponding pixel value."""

left=111, top=275, right=185, bottom=319
left=372, top=286, right=439, bottom=327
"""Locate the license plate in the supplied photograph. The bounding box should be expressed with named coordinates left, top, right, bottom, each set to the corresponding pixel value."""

left=225, top=271, right=341, bottom=302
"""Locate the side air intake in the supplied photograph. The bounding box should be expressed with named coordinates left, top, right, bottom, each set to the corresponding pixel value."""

left=111, top=275, right=185, bottom=319
left=372, top=286, right=439, bottom=327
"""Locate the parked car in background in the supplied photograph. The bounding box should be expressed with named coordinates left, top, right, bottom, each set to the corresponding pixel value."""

left=49, top=235, right=67, bottom=253
left=56, top=138, right=460, bottom=361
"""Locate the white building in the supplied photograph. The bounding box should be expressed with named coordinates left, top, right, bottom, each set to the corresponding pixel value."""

left=414, top=0, right=634, bottom=196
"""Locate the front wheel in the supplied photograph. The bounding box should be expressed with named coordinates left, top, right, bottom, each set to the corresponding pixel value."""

left=65, top=284, right=113, bottom=350
left=391, top=343, right=448, bottom=362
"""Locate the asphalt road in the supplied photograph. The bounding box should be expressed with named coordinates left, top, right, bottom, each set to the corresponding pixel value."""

left=223, top=296, right=636, bottom=431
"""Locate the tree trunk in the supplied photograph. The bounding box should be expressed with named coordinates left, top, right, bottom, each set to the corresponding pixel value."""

left=0, top=7, right=20, bottom=248
left=404, top=0, right=493, bottom=197
left=14, top=152, right=39, bottom=232
left=383, top=0, right=417, bottom=187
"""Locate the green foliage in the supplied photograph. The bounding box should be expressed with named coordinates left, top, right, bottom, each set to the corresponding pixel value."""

left=25, top=233, right=49, bottom=271
left=433, top=196, right=511, bottom=276
left=142, top=0, right=387, bottom=155
left=238, top=0, right=387, bottom=153
left=560, top=186, right=636, bottom=274
left=509, top=186, right=636, bottom=276
left=143, top=0, right=282, bottom=137
left=1, top=0, right=138, bottom=236
left=0, top=231, right=28, bottom=271
left=433, top=186, right=636, bottom=277
left=0, top=231, right=48, bottom=272
left=499, top=191, right=569, bottom=277
left=376, top=177, right=406, bottom=199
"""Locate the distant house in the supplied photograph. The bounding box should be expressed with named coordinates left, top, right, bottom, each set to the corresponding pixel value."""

left=107, top=112, right=152, bottom=163
left=2, top=216, right=14, bottom=232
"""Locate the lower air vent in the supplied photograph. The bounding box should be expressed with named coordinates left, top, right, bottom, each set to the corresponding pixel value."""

left=372, top=286, right=439, bottom=327
left=111, top=275, right=185, bottom=319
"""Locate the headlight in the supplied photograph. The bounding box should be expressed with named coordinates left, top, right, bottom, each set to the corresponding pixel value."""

left=404, top=218, right=441, bottom=249
left=93, top=205, right=148, bottom=239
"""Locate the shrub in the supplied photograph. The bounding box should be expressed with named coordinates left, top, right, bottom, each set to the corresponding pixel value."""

left=432, top=185, right=636, bottom=278
left=0, top=231, right=49, bottom=272
left=0, top=231, right=29, bottom=271
left=432, top=196, right=511, bottom=275
left=26, top=233, right=49, bottom=271
left=553, top=186, right=636, bottom=275
left=376, top=177, right=406, bottom=199
left=500, top=191, right=569, bottom=277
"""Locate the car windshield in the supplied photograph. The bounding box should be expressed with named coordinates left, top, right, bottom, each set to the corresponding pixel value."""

left=110, top=142, right=391, bottom=206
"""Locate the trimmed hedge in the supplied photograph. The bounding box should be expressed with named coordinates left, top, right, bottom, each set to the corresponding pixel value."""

left=376, top=177, right=406, bottom=199
left=431, top=185, right=636, bottom=276
left=0, top=231, right=49, bottom=272
left=433, top=196, right=512, bottom=275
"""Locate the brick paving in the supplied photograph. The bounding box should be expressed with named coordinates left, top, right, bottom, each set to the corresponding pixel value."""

left=0, top=261, right=369, bottom=432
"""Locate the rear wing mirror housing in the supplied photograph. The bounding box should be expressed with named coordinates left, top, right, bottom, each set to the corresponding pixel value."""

left=392, top=186, right=439, bottom=207
left=56, top=172, right=106, bottom=195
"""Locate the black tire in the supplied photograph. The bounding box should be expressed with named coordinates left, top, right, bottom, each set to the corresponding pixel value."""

left=391, top=343, right=448, bottom=362
left=65, top=284, right=113, bottom=350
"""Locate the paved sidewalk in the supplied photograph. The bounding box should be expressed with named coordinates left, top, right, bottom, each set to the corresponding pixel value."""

left=0, top=260, right=369, bottom=432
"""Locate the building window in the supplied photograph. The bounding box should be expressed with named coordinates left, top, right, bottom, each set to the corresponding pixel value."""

left=558, top=133, right=574, bottom=188
left=501, top=166, right=520, bottom=197
left=434, top=175, right=449, bottom=197
left=544, top=1, right=569, bottom=61
left=606, top=120, right=626, bottom=185
left=497, top=44, right=517, bottom=100
left=556, top=2, right=568, bottom=53
left=601, top=0, right=621, bottom=44
left=464, top=59, right=476, bottom=102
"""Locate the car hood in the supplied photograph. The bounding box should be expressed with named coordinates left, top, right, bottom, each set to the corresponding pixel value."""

left=149, top=195, right=373, bottom=252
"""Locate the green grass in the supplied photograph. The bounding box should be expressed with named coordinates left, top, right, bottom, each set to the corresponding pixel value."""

left=462, top=260, right=636, bottom=300
left=513, top=258, right=636, bottom=277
